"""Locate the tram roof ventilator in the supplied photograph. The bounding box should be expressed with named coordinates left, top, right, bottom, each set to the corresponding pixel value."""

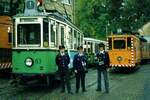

left=24, top=0, right=42, bottom=16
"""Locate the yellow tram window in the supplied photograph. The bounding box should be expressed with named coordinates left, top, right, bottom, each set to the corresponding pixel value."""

left=127, top=37, right=131, bottom=49
left=108, top=38, right=112, bottom=50
left=114, top=40, right=125, bottom=49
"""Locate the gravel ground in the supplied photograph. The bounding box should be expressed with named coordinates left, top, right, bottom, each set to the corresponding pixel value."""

left=0, top=64, right=149, bottom=100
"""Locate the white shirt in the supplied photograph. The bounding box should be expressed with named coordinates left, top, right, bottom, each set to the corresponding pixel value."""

left=100, top=50, right=105, bottom=54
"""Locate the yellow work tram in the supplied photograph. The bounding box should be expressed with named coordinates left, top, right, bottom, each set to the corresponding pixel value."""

left=107, top=32, right=150, bottom=68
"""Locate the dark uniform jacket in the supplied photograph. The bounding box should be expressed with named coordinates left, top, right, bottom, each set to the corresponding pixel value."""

left=95, top=51, right=110, bottom=71
left=73, top=53, right=88, bottom=73
left=56, top=53, right=70, bottom=73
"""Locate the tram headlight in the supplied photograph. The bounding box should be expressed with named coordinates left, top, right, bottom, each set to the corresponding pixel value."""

left=25, top=58, right=33, bottom=67
left=117, top=56, right=123, bottom=61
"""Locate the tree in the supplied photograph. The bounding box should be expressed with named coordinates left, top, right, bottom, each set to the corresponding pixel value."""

left=75, top=0, right=150, bottom=39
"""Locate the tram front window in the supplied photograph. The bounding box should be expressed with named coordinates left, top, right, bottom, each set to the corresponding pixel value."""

left=114, top=40, right=126, bottom=49
left=17, top=24, right=40, bottom=45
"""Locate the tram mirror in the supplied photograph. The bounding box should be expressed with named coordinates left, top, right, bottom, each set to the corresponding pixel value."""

left=50, top=20, right=55, bottom=25
left=52, top=25, right=56, bottom=32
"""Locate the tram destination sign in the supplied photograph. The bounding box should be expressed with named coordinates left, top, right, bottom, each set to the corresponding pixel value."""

left=20, top=18, right=38, bottom=22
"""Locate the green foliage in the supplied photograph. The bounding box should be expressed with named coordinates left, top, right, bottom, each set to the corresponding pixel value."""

left=75, top=0, right=150, bottom=39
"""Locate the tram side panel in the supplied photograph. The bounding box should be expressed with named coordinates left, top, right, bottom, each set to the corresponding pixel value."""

left=12, top=50, right=58, bottom=74
left=0, top=16, right=12, bottom=70
left=141, top=43, right=150, bottom=62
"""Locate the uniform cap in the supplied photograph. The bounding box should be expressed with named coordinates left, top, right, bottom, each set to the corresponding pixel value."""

left=99, top=43, right=105, bottom=47
left=59, top=45, right=65, bottom=49
left=77, top=46, right=83, bottom=50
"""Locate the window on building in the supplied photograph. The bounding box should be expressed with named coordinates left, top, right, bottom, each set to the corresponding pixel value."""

left=62, top=0, right=72, bottom=5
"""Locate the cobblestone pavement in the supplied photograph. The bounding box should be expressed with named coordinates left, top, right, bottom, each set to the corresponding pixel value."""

left=0, top=64, right=150, bottom=100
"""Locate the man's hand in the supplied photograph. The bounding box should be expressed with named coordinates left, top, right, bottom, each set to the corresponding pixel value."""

left=75, top=70, right=77, bottom=73
left=107, top=68, right=110, bottom=72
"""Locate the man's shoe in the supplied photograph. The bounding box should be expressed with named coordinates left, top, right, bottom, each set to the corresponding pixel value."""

left=96, top=89, right=101, bottom=92
left=105, top=91, right=109, bottom=93
left=61, top=90, right=65, bottom=93
left=82, top=89, right=87, bottom=92
left=68, top=91, right=73, bottom=94
left=75, top=90, right=78, bottom=93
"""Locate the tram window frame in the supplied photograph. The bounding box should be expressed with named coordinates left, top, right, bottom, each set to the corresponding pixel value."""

left=17, top=24, right=41, bottom=46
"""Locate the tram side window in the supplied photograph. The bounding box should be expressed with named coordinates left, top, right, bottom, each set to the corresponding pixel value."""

left=84, top=41, right=87, bottom=52
left=108, top=38, right=112, bottom=50
left=17, top=24, right=40, bottom=45
left=8, top=32, right=12, bottom=43
left=95, top=43, right=99, bottom=53
left=50, top=20, right=56, bottom=48
left=78, top=32, right=80, bottom=46
left=56, top=22, right=59, bottom=47
left=43, top=19, right=49, bottom=47
left=127, top=37, right=131, bottom=49
left=68, top=27, right=73, bottom=49
left=74, top=30, right=77, bottom=49
left=91, top=42, right=93, bottom=53
left=61, top=26, right=64, bottom=45
left=88, top=42, right=91, bottom=53
left=81, top=34, right=83, bottom=45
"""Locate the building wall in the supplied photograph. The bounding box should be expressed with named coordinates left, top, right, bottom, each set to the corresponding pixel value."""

left=44, top=0, right=75, bottom=23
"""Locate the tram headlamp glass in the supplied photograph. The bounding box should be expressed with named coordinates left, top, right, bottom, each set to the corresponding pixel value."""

left=117, top=56, right=123, bottom=61
left=25, top=58, right=33, bottom=67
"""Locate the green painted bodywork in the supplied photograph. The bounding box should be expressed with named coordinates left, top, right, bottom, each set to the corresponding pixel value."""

left=12, top=50, right=58, bottom=74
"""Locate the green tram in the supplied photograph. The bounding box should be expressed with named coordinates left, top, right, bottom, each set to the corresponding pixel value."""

left=83, top=37, right=106, bottom=67
left=12, top=0, right=83, bottom=85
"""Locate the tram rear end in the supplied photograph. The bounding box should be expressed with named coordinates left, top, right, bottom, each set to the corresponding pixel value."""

left=107, top=34, right=141, bottom=68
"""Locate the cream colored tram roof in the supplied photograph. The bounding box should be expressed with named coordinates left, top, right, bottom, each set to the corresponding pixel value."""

left=84, top=37, right=106, bottom=43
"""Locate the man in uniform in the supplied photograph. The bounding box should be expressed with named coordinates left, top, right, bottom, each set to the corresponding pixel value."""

left=95, top=43, right=110, bottom=93
left=73, top=46, right=88, bottom=93
left=56, top=45, right=73, bottom=94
